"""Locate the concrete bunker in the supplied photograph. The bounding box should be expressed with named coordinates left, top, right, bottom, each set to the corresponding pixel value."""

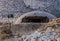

left=14, top=11, right=56, bottom=24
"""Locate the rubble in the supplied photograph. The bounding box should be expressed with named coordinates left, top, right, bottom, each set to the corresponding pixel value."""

left=2, top=26, right=60, bottom=41
left=0, top=23, right=60, bottom=41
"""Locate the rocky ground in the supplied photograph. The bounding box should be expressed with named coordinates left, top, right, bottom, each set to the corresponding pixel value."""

left=0, top=23, right=60, bottom=41
left=1, top=26, right=60, bottom=41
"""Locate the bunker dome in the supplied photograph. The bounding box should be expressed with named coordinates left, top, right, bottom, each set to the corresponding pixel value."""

left=14, top=11, right=56, bottom=24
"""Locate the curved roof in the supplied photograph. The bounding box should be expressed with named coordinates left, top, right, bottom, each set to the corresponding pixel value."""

left=14, top=11, right=56, bottom=24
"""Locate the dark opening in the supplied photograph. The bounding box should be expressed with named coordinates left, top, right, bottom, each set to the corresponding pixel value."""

left=7, top=14, right=14, bottom=18
left=21, top=16, right=49, bottom=23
